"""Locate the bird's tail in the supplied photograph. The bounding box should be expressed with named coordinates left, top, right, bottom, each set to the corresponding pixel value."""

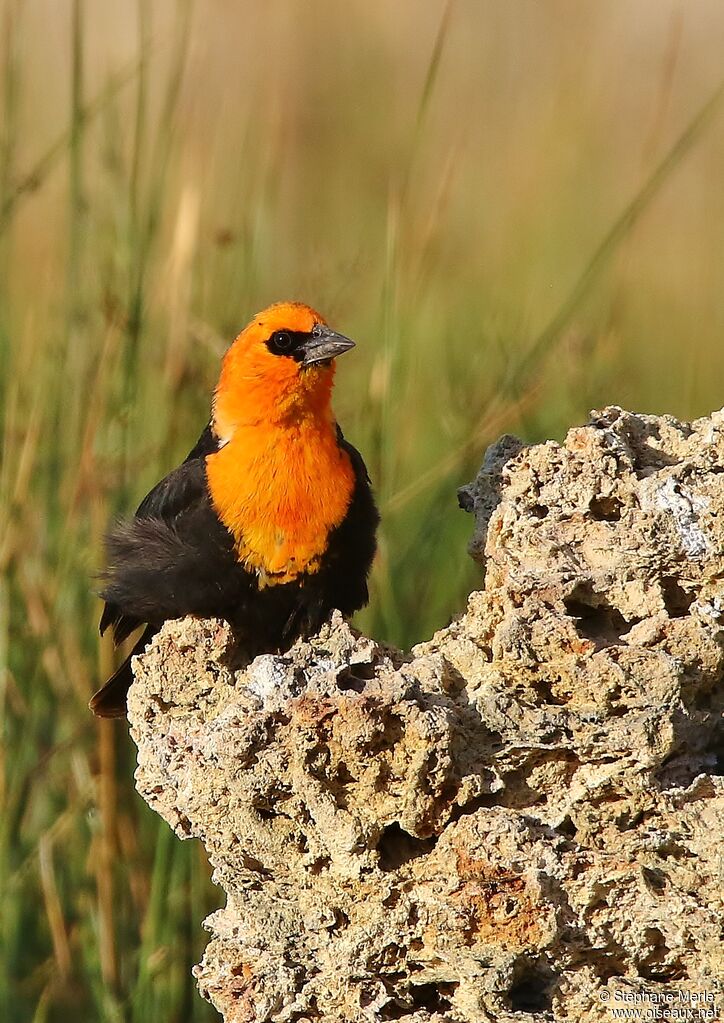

left=90, top=626, right=155, bottom=718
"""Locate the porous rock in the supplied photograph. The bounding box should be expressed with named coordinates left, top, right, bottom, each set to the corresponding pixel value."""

left=130, top=406, right=724, bottom=1022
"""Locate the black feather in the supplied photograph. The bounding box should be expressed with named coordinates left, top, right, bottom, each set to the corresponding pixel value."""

left=91, top=420, right=378, bottom=717
left=98, top=424, right=221, bottom=646
left=90, top=626, right=155, bottom=718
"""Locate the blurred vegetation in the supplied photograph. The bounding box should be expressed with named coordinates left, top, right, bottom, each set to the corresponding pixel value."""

left=3, top=1, right=724, bottom=1019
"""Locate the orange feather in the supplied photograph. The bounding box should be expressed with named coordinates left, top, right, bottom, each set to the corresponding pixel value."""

left=206, top=302, right=355, bottom=585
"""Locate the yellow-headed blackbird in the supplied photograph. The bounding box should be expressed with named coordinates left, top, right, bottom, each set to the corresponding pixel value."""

left=90, top=302, right=378, bottom=717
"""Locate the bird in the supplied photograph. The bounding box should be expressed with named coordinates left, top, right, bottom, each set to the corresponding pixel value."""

left=90, top=301, right=379, bottom=718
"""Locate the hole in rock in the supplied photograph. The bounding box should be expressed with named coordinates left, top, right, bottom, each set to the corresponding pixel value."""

left=615, top=808, right=644, bottom=832
left=337, top=660, right=377, bottom=691
left=330, top=761, right=356, bottom=811
left=457, top=488, right=475, bottom=512
left=639, top=962, right=688, bottom=983
left=175, top=814, right=193, bottom=836
left=378, top=1003, right=407, bottom=1020
left=378, top=982, right=459, bottom=1020
left=335, top=761, right=355, bottom=786
left=359, top=989, right=377, bottom=1010
left=376, top=823, right=437, bottom=872
left=695, top=686, right=715, bottom=711
left=288, top=1000, right=320, bottom=1022
left=596, top=958, right=627, bottom=982
left=448, top=793, right=500, bottom=823
left=369, top=715, right=405, bottom=754
left=531, top=673, right=569, bottom=706
left=508, top=959, right=556, bottom=1013
left=255, top=806, right=276, bottom=821
left=641, top=866, right=667, bottom=894
left=638, top=928, right=687, bottom=982
left=564, top=586, right=638, bottom=648
left=240, top=853, right=271, bottom=877
left=589, top=495, right=623, bottom=521
left=556, top=815, right=577, bottom=839
left=654, top=836, right=691, bottom=860
left=410, top=981, right=458, bottom=1012
left=352, top=660, right=378, bottom=680
left=661, top=577, right=694, bottom=618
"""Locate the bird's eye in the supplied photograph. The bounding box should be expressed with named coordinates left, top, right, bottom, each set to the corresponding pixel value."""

left=271, top=330, right=293, bottom=352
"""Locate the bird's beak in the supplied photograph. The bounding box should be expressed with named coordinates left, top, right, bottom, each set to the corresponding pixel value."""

left=301, top=326, right=356, bottom=367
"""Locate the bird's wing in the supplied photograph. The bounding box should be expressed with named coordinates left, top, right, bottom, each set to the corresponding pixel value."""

left=323, top=424, right=379, bottom=613
left=99, top=423, right=222, bottom=643
left=134, top=423, right=219, bottom=519
left=336, top=424, right=373, bottom=486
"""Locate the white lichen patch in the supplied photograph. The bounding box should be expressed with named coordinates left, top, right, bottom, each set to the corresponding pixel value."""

left=245, top=654, right=290, bottom=705
left=648, top=475, right=710, bottom=557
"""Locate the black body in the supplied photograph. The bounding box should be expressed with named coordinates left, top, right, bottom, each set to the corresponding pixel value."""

left=91, top=423, right=378, bottom=717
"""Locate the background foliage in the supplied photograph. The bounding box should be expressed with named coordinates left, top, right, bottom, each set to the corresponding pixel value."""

left=3, top=2, right=724, bottom=1020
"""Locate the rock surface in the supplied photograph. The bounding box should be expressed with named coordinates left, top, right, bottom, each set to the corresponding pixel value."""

left=129, top=406, right=724, bottom=1022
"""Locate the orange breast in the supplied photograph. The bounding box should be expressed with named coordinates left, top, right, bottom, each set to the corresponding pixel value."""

left=205, top=419, right=355, bottom=586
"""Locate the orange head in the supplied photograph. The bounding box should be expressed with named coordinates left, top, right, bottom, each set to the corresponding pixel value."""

left=212, top=301, right=355, bottom=437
